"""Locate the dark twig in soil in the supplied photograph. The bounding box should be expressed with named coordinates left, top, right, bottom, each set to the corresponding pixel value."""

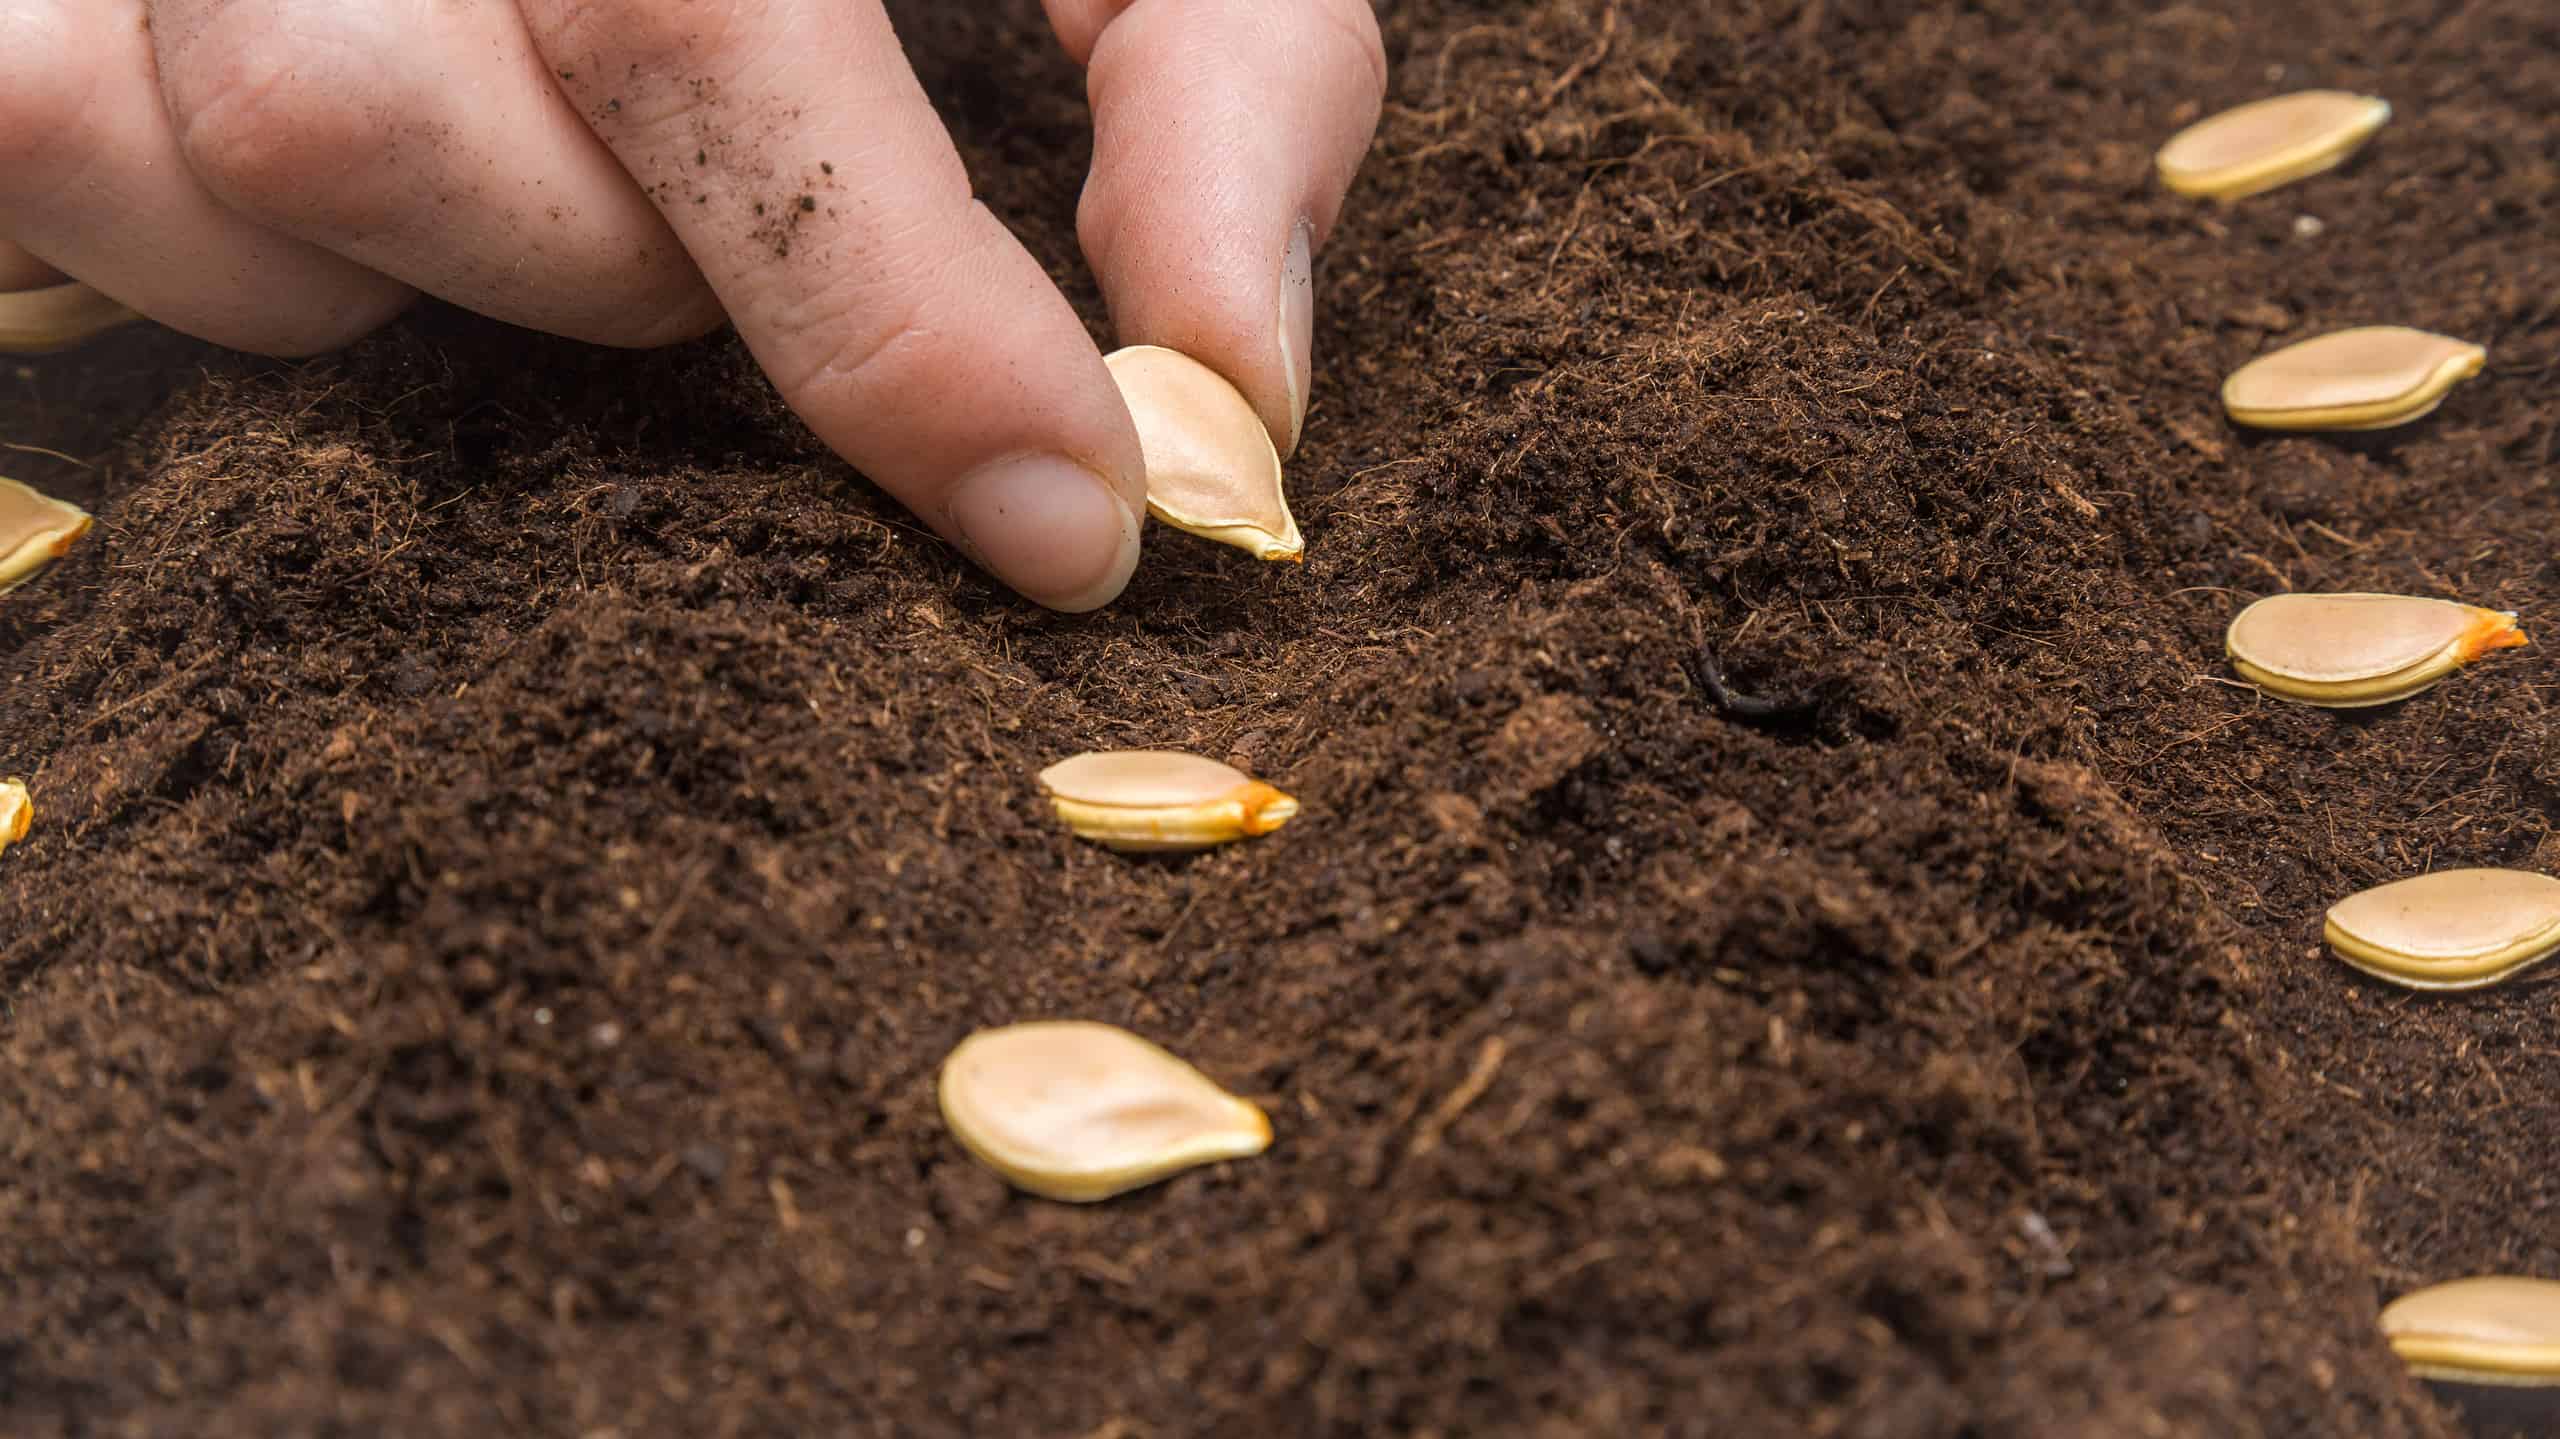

left=1693, top=643, right=1816, bottom=723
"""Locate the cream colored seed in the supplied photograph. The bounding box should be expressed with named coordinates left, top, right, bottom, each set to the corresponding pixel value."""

left=938, top=1021, right=1272, bottom=1202
left=2324, top=868, right=2560, bottom=991
left=2221, top=327, right=2486, bottom=431
left=2381, top=1277, right=2560, bottom=1389
left=1038, top=750, right=1299, bottom=852
left=0, top=780, right=29, bottom=857
left=2155, top=91, right=2390, bottom=200
left=2225, top=592, right=2524, bottom=708
left=0, top=477, right=95, bottom=595
left=1103, top=345, right=1303, bottom=563
left=0, top=281, right=140, bottom=355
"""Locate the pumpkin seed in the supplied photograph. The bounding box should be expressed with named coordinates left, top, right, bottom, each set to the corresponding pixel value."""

left=1038, top=750, right=1298, bottom=852
left=937, top=1020, right=1272, bottom=1202
left=0, top=281, right=139, bottom=355
left=2381, top=1276, right=2560, bottom=1435
left=2324, top=868, right=2560, bottom=991
left=2222, top=327, right=2486, bottom=431
left=0, top=780, right=27, bottom=856
left=2225, top=593, right=2524, bottom=707
left=2156, top=91, right=2390, bottom=200
left=0, top=477, right=94, bottom=594
left=1104, top=345, right=1302, bottom=562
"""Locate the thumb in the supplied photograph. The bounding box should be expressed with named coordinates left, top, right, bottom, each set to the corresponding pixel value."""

left=1053, top=0, right=1386, bottom=457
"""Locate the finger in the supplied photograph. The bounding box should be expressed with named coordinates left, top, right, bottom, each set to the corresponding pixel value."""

left=147, top=0, right=720, bottom=348
left=0, top=240, right=63, bottom=292
left=520, top=0, right=1145, bottom=612
left=1050, top=0, right=1385, bottom=456
left=0, top=0, right=412, bottom=355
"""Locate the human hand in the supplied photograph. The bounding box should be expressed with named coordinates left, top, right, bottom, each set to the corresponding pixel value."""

left=0, top=0, right=1386, bottom=611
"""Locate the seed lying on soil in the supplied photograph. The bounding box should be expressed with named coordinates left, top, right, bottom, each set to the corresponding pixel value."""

left=2380, top=1276, right=2560, bottom=1430
left=2225, top=593, right=2525, bottom=707
left=2155, top=91, right=2391, bottom=200
left=0, top=281, right=140, bottom=355
left=1038, top=750, right=1299, bottom=852
left=2221, top=327, right=2487, bottom=431
left=1102, top=345, right=1303, bottom=563
left=0, top=780, right=29, bottom=856
left=937, top=1020, right=1273, bottom=1202
left=0, top=477, right=95, bottom=594
left=2324, top=868, right=2560, bottom=991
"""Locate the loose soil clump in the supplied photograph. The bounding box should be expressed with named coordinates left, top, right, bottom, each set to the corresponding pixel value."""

left=6, top=1, right=2557, bottom=1435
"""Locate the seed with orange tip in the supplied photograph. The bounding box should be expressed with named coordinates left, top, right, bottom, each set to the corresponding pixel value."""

left=2325, top=869, right=2560, bottom=991
left=2225, top=592, right=2524, bottom=707
left=2155, top=91, right=2390, bottom=200
left=1104, top=346, right=1303, bottom=563
left=1037, top=750, right=1299, bottom=852
left=0, top=477, right=93, bottom=595
left=0, top=780, right=30, bottom=857
left=2221, top=327, right=2486, bottom=431
left=938, top=1021, right=1273, bottom=1202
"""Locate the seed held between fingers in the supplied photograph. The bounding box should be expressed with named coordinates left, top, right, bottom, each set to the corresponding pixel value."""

left=2324, top=868, right=2560, bottom=991
left=937, top=1020, right=1273, bottom=1202
left=2225, top=592, right=2524, bottom=707
left=1038, top=750, right=1299, bottom=852
left=1103, top=346, right=1303, bottom=563
left=2221, top=327, right=2486, bottom=431
left=0, top=781, right=30, bottom=856
left=2155, top=90, right=2391, bottom=200
left=0, top=281, right=141, bottom=355
left=0, top=477, right=95, bottom=594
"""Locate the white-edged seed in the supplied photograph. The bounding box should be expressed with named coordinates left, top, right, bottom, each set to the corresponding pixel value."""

left=1038, top=750, right=1299, bottom=852
left=2221, top=327, right=2486, bottom=431
left=0, top=477, right=94, bottom=595
left=2155, top=91, right=2391, bottom=200
left=0, top=780, right=29, bottom=856
left=2324, top=868, right=2560, bottom=991
left=1103, top=345, right=1303, bottom=563
left=0, top=281, right=140, bottom=355
left=2382, top=1276, right=2560, bottom=1388
left=937, top=1020, right=1272, bottom=1202
left=2225, top=593, right=2525, bottom=707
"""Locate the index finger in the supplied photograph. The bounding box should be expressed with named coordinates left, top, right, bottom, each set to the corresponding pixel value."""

left=517, top=0, right=1146, bottom=612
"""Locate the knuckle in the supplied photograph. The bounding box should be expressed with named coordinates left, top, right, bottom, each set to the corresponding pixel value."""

left=606, top=283, right=727, bottom=350
left=159, top=7, right=401, bottom=220
left=763, top=215, right=991, bottom=410
left=517, top=0, right=748, bottom=108
left=1073, top=168, right=1123, bottom=268
left=242, top=294, right=416, bottom=359
left=0, top=2, right=103, bottom=196
left=1040, top=0, right=1125, bottom=63
left=1071, top=166, right=1156, bottom=302
left=1312, top=0, right=1388, bottom=100
left=768, top=279, right=940, bottom=412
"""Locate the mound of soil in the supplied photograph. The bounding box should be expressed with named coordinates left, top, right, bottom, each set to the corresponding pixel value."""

left=7, top=1, right=2557, bottom=1434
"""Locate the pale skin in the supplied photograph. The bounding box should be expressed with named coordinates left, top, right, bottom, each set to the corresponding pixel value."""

left=0, top=0, right=1387, bottom=611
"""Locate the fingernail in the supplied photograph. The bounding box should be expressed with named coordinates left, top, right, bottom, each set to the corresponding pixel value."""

left=1276, top=217, right=1314, bottom=456
left=948, top=453, right=1142, bottom=613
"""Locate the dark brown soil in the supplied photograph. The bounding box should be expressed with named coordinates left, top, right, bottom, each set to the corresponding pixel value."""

left=7, top=1, right=2557, bottom=1434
